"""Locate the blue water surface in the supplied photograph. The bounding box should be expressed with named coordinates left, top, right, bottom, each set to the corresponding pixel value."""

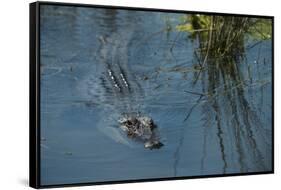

left=40, top=5, right=272, bottom=185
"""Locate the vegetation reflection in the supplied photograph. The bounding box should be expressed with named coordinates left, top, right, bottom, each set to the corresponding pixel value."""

left=174, top=15, right=272, bottom=174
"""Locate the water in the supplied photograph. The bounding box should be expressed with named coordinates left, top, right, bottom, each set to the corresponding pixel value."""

left=40, top=5, right=272, bottom=185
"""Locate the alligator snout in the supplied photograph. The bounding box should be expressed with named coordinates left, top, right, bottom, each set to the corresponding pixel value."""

left=144, top=140, right=163, bottom=149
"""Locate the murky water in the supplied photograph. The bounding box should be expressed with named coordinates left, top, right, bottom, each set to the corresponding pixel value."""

left=40, top=5, right=272, bottom=185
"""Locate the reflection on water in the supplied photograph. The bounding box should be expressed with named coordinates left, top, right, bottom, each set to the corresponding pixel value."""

left=40, top=5, right=272, bottom=185
left=192, top=16, right=271, bottom=173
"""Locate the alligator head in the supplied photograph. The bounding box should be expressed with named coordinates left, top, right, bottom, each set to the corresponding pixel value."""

left=118, top=114, right=163, bottom=149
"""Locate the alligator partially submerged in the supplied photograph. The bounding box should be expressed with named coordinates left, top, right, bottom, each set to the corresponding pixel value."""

left=97, top=35, right=163, bottom=149
left=118, top=113, right=163, bottom=149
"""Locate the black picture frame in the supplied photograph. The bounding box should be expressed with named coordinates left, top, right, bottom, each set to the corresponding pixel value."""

left=30, top=1, right=274, bottom=188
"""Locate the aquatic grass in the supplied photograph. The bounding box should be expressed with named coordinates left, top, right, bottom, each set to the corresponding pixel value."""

left=174, top=15, right=272, bottom=173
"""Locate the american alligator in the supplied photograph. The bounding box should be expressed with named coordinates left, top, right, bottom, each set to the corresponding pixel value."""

left=118, top=113, right=163, bottom=149
left=97, top=35, right=163, bottom=149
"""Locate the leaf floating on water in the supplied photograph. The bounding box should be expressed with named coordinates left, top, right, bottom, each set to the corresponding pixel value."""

left=64, top=152, right=73, bottom=156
